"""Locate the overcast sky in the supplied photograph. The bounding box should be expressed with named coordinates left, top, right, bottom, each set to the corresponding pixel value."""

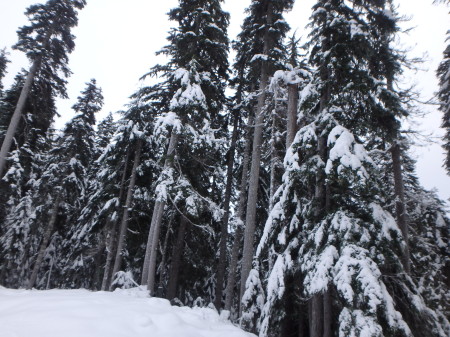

left=0, top=0, right=449, bottom=203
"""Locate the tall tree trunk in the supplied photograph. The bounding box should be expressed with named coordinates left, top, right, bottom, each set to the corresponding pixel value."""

left=27, top=192, right=61, bottom=289
left=101, top=150, right=131, bottom=291
left=166, top=216, right=188, bottom=300
left=386, top=59, right=410, bottom=274
left=144, top=131, right=179, bottom=294
left=0, top=23, right=56, bottom=178
left=323, top=289, right=332, bottom=337
left=269, top=92, right=284, bottom=210
left=391, top=142, right=410, bottom=273
left=110, top=140, right=142, bottom=289
left=309, top=294, right=323, bottom=337
left=309, top=32, right=332, bottom=335
left=0, top=57, right=42, bottom=178
left=158, top=212, right=175, bottom=293
left=240, top=4, right=273, bottom=306
left=215, top=110, right=239, bottom=310
left=286, top=83, right=299, bottom=149
left=225, top=112, right=253, bottom=313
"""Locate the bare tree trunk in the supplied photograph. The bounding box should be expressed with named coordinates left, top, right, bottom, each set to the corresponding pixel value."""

left=323, top=289, right=332, bottom=337
left=27, top=192, right=61, bottom=289
left=144, top=131, right=179, bottom=294
left=385, top=62, right=410, bottom=274
left=158, top=213, right=175, bottom=292
left=167, top=216, right=188, bottom=300
left=0, top=23, right=57, bottom=179
left=225, top=113, right=253, bottom=312
left=215, top=111, right=239, bottom=310
left=110, top=140, right=142, bottom=289
left=269, top=93, right=284, bottom=210
left=286, top=83, right=299, bottom=149
left=101, top=150, right=131, bottom=290
left=240, top=4, right=273, bottom=306
left=391, top=142, right=410, bottom=273
left=0, top=57, right=42, bottom=178
left=309, top=294, right=323, bottom=337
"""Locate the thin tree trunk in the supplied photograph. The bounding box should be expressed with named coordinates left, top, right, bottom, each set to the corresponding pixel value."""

left=391, top=142, right=410, bottom=273
left=287, top=83, right=299, bottom=149
left=0, top=22, right=57, bottom=179
left=110, top=140, right=142, bottom=289
left=215, top=110, right=239, bottom=310
left=386, top=62, right=410, bottom=274
left=269, top=93, right=283, bottom=210
left=101, top=150, right=131, bottom=291
left=145, top=131, right=179, bottom=294
left=27, top=192, right=61, bottom=289
left=323, top=289, right=332, bottom=337
left=158, top=212, right=175, bottom=292
left=101, top=218, right=115, bottom=291
left=141, top=132, right=177, bottom=285
left=240, top=4, right=273, bottom=306
left=167, top=216, right=188, bottom=300
left=0, top=58, right=42, bottom=178
left=225, top=113, right=253, bottom=313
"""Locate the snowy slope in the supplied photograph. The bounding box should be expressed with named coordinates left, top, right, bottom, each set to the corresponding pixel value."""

left=0, top=287, right=255, bottom=337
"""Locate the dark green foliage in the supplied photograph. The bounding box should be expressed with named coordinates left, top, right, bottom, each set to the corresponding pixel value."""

left=13, top=0, right=86, bottom=99
left=0, top=49, right=9, bottom=94
left=437, top=31, right=450, bottom=172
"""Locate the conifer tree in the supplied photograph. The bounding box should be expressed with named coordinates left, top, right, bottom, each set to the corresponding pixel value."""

left=239, top=0, right=294, bottom=310
left=242, top=1, right=449, bottom=336
left=141, top=0, right=230, bottom=298
left=0, top=49, right=9, bottom=96
left=26, top=79, right=103, bottom=289
left=436, top=2, right=450, bottom=172
left=0, top=0, right=86, bottom=178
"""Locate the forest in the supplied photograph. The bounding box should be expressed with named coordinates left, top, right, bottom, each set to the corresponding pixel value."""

left=0, top=0, right=449, bottom=336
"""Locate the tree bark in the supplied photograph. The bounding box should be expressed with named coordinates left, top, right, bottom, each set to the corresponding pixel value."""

left=309, top=294, right=323, bottom=337
left=0, top=57, right=42, bottom=178
left=166, top=216, right=188, bottom=300
left=269, top=91, right=284, bottom=210
left=286, top=83, right=299, bottom=149
left=144, top=131, right=179, bottom=294
left=391, top=142, right=410, bottom=273
left=101, top=150, right=131, bottom=290
left=215, top=110, right=239, bottom=310
left=27, top=192, right=61, bottom=289
left=240, top=3, right=273, bottom=306
left=0, top=23, right=56, bottom=179
left=323, top=289, right=332, bottom=337
left=110, top=140, right=142, bottom=289
left=225, top=112, right=253, bottom=313
left=158, top=212, right=175, bottom=293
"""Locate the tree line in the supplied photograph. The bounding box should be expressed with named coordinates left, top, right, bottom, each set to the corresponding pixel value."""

left=0, top=0, right=449, bottom=336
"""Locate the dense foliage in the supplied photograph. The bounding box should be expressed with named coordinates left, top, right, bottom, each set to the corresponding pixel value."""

left=0, top=1, right=448, bottom=336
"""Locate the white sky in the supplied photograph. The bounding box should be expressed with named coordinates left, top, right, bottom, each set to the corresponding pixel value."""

left=0, top=0, right=449, bottom=203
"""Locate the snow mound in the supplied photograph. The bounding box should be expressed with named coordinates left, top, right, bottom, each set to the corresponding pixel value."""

left=0, top=287, right=255, bottom=337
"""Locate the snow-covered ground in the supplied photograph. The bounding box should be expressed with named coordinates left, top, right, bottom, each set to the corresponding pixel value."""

left=0, top=287, right=255, bottom=337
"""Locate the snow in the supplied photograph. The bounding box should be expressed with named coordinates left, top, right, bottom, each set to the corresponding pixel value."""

left=0, top=287, right=255, bottom=337
left=325, top=125, right=372, bottom=179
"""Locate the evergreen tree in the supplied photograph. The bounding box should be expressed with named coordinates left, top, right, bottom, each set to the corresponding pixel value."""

left=0, top=49, right=9, bottom=95
left=26, top=79, right=103, bottom=289
left=238, top=0, right=294, bottom=311
left=242, top=1, right=448, bottom=336
left=436, top=2, right=450, bottom=172
left=0, top=0, right=86, bottom=178
left=141, top=0, right=230, bottom=301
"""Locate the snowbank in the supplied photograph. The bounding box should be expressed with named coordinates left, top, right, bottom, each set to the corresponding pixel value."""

left=0, top=287, right=255, bottom=337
